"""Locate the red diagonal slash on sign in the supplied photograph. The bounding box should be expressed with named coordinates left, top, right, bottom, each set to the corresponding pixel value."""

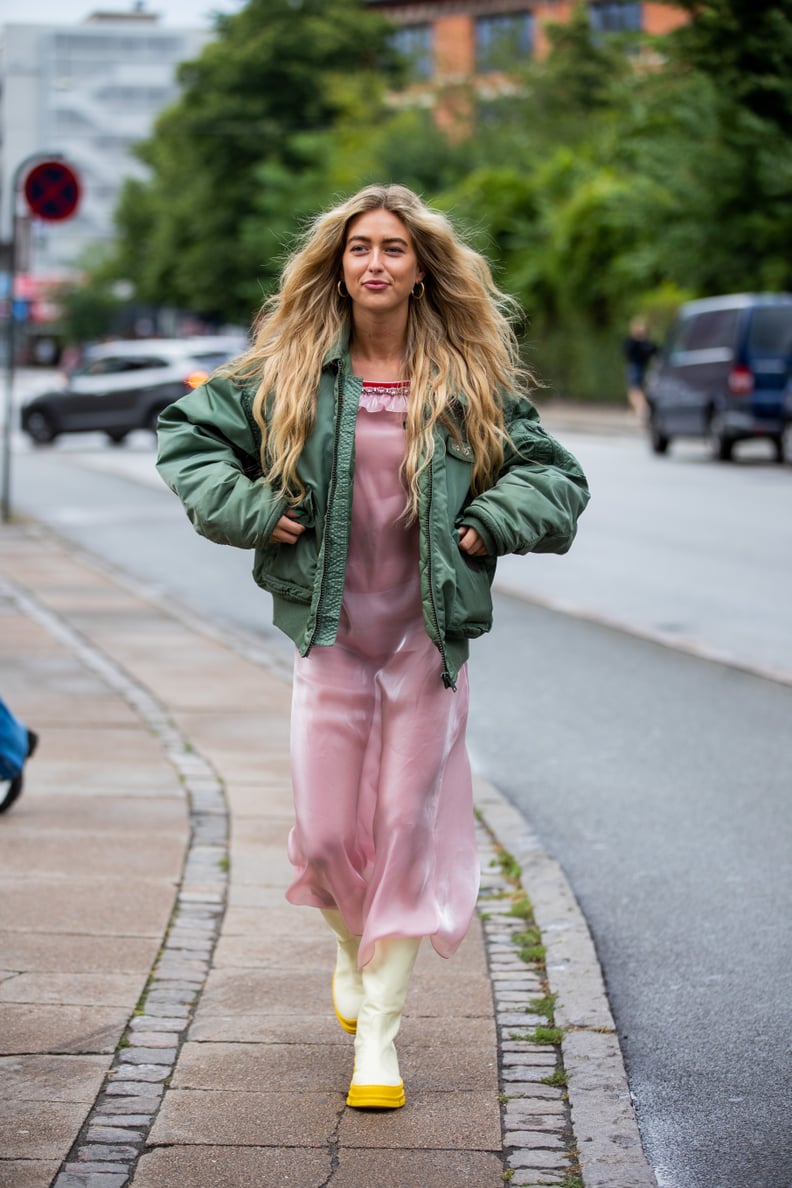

left=24, top=161, right=81, bottom=222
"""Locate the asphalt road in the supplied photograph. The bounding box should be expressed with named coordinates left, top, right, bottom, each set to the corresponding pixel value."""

left=6, top=420, right=792, bottom=1188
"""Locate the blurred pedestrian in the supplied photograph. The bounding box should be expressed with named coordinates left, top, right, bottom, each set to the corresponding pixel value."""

left=0, top=697, right=38, bottom=814
left=157, top=183, right=589, bottom=1109
left=623, top=315, right=657, bottom=416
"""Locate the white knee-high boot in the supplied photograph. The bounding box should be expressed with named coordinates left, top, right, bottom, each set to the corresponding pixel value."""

left=321, top=909, right=363, bottom=1034
left=346, top=936, right=421, bottom=1110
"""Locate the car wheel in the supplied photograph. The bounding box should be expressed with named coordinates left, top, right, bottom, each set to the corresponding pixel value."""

left=649, top=418, right=670, bottom=455
left=145, top=407, right=164, bottom=434
left=709, top=415, right=733, bottom=462
left=771, top=436, right=785, bottom=464
left=24, top=409, right=58, bottom=444
left=106, top=430, right=128, bottom=445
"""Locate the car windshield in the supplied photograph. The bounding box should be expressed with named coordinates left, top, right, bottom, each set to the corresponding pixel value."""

left=72, top=355, right=168, bottom=377
left=190, top=350, right=240, bottom=372
left=747, top=307, right=792, bottom=356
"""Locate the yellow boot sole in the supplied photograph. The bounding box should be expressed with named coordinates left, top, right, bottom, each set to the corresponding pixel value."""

left=346, top=1082, right=405, bottom=1110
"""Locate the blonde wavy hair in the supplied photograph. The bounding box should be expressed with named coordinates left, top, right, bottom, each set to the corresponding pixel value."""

left=228, top=183, right=532, bottom=519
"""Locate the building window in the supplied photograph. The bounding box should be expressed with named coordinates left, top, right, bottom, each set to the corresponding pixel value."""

left=588, top=2, right=643, bottom=35
left=476, top=12, right=534, bottom=74
left=391, top=24, right=433, bottom=81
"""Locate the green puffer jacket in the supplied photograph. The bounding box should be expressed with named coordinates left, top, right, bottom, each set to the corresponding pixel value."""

left=156, top=343, right=590, bottom=688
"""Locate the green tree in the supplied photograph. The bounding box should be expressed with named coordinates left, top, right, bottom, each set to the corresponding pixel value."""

left=666, top=0, right=792, bottom=131
left=113, top=0, right=399, bottom=322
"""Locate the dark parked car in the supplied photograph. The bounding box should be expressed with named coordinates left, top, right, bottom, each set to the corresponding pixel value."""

left=20, top=335, right=247, bottom=445
left=645, top=293, right=792, bottom=461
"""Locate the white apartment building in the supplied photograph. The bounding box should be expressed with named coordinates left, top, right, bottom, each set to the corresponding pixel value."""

left=0, top=7, right=211, bottom=280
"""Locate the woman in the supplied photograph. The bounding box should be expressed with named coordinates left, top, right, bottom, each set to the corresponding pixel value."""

left=157, top=183, right=589, bottom=1110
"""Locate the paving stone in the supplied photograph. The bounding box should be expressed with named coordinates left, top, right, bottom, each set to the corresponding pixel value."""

left=128, top=1015, right=185, bottom=1033
left=122, top=1031, right=179, bottom=1048
left=131, top=1145, right=331, bottom=1187
left=331, top=1148, right=506, bottom=1186
left=149, top=1088, right=344, bottom=1147
left=85, top=1125, right=146, bottom=1144
left=120, top=1047, right=177, bottom=1065
left=0, top=934, right=158, bottom=976
left=340, top=1091, right=501, bottom=1150
left=54, top=1172, right=129, bottom=1188
left=0, top=1005, right=124, bottom=1056
left=510, top=1171, right=571, bottom=1186
left=0, top=1160, right=60, bottom=1187
left=145, top=988, right=196, bottom=1004
left=502, top=1094, right=566, bottom=1118
left=104, top=1079, right=165, bottom=1097
left=0, top=1055, right=108, bottom=1103
left=74, top=1143, right=139, bottom=1161
left=111, top=1064, right=169, bottom=1083
left=95, top=1095, right=162, bottom=1114
left=62, top=1163, right=134, bottom=1175
left=508, top=1148, right=571, bottom=1168
left=501, top=1082, right=562, bottom=1100
left=505, top=1125, right=569, bottom=1145
left=0, top=1098, right=92, bottom=1160
left=91, top=1114, right=153, bottom=1128
left=136, top=1003, right=190, bottom=1019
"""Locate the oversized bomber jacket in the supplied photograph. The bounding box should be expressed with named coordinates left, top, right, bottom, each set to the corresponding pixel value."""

left=156, top=341, right=590, bottom=688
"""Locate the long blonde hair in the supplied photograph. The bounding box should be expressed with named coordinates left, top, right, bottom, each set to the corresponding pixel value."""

left=228, top=183, right=532, bottom=518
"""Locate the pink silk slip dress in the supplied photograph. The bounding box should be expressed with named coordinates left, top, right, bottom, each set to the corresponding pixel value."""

left=286, top=380, right=480, bottom=967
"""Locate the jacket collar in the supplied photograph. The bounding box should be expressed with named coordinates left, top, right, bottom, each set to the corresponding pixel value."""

left=322, top=327, right=352, bottom=371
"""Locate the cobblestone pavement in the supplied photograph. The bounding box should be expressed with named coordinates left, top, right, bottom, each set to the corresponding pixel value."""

left=0, top=523, right=654, bottom=1188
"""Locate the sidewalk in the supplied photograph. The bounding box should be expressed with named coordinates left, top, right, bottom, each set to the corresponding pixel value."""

left=0, top=523, right=654, bottom=1188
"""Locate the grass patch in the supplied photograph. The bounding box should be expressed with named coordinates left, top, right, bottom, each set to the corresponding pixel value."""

left=513, top=926, right=546, bottom=965
left=529, top=992, right=557, bottom=1021
left=541, top=1067, right=569, bottom=1088
left=491, top=849, right=522, bottom=883
left=558, top=1174, right=584, bottom=1188
left=525, top=1025, right=564, bottom=1046
left=508, top=891, right=534, bottom=919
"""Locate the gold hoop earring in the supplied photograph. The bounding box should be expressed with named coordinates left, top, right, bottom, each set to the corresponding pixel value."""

left=411, top=281, right=425, bottom=300
left=337, top=280, right=349, bottom=298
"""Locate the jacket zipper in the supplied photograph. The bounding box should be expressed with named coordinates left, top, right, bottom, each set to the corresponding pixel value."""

left=305, top=363, right=343, bottom=656
left=425, top=458, right=456, bottom=690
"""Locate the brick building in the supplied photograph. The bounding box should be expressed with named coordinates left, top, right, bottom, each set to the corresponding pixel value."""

left=367, top=0, right=687, bottom=82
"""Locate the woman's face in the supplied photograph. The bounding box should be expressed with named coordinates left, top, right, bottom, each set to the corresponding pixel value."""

left=341, top=208, right=424, bottom=319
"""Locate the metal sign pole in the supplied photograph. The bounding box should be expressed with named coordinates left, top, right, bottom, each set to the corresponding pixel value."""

left=1, top=175, right=20, bottom=524
left=1, top=153, right=66, bottom=524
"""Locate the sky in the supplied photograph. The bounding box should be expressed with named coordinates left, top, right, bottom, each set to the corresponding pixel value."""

left=0, top=0, right=246, bottom=28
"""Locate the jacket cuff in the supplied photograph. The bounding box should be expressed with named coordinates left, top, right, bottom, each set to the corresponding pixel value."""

left=459, top=513, right=497, bottom=555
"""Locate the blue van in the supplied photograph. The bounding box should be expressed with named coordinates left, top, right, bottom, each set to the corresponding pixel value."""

left=645, top=293, right=792, bottom=461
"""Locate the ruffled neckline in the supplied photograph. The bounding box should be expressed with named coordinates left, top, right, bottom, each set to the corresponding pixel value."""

left=358, top=379, right=410, bottom=413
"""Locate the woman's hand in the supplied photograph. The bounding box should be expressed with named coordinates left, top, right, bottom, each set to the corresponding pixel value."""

left=269, top=510, right=306, bottom=545
left=457, top=525, right=487, bottom=557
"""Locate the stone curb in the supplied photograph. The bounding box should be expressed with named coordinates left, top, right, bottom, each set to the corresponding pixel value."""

left=476, top=790, right=656, bottom=1188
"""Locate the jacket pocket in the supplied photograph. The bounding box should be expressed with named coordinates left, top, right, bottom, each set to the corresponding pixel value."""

left=252, top=530, right=318, bottom=603
left=444, top=545, right=495, bottom=639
